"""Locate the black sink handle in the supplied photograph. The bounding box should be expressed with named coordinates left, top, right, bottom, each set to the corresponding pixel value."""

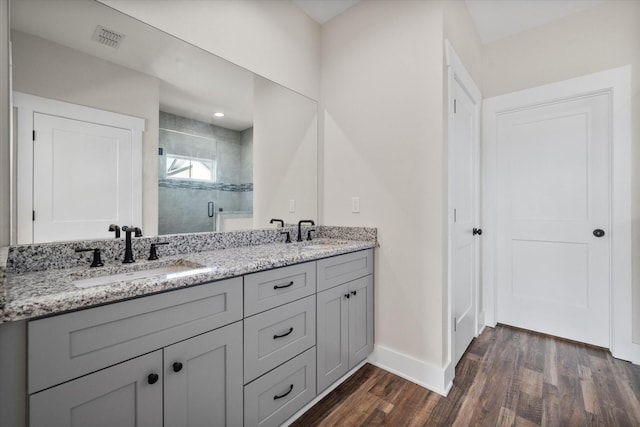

left=74, top=248, right=104, bottom=268
left=148, top=242, right=170, bottom=260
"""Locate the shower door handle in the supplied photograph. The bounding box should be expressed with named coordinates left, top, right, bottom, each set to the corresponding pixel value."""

left=208, top=201, right=215, bottom=217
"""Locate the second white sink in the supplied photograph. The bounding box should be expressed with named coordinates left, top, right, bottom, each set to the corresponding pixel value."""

left=301, top=240, right=350, bottom=250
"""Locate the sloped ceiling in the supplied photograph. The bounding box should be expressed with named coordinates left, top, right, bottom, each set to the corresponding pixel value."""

left=291, top=0, right=607, bottom=44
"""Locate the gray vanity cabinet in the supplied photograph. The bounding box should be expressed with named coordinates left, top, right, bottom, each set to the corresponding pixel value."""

left=316, top=250, right=374, bottom=393
left=23, top=248, right=374, bottom=426
left=29, top=350, right=163, bottom=427
left=27, top=277, right=243, bottom=427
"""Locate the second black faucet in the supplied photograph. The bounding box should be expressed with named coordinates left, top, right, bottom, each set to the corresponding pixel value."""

left=297, top=220, right=315, bottom=242
left=121, top=226, right=142, bottom=263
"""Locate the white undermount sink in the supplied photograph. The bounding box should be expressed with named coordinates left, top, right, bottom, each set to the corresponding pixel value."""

left=302, top=240, right=350, bottom=250
left=73, top=263, right=205, bottom=289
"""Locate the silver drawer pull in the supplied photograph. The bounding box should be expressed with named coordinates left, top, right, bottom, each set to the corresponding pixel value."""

left=273, top=327, right=294, bottom=339
left=273, top=384, right=294, bottom=400
left=274, top=281, right=294, bottom=290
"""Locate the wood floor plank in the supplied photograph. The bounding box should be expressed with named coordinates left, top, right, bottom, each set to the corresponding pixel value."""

left=292, top=325, right=640, bottom=427
left=367, top=370, right=408, bottom=404
left=516, top=391, right=543, bottom=425
left=580, top=379, right=601, bottom=415
left=542, top=339, right=558, bottom=387
left=520, top=368, right=543, bottom=398
left=589, top=354, right=626, bottom=409
left=383, top=382, right=437, bottom=427
left=610, top=358, right=640, bottom=425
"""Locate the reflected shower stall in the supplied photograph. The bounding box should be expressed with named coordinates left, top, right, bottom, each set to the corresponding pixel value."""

left=158, top=112, right=253, bottom=235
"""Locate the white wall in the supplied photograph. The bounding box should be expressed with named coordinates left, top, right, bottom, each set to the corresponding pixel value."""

left=481, top=0, right=640, bottom=342
left=253, top=76, right=317, bottom=228
left=11, top=30, right=160, bottom=236
left=322, top=0, right=448, bottom=382
left=99, top=0, right=320, bottom=101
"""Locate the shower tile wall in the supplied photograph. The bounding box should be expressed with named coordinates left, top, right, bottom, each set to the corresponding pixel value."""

left=239, top=127, right=253, bottom=211
left=158, top=111, right=253, bottom=235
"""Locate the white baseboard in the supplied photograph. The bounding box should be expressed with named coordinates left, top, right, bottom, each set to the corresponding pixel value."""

left=628, top=342, right=640, bottom=365
left=368, top=344, right=452, bottom=396
left=477, top=310, right=486, bottom=333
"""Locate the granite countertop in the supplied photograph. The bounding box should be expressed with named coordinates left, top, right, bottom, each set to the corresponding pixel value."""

left=1, top=238, right=375, bottom=323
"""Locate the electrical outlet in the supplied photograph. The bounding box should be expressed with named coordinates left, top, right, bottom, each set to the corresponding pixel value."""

left=289, top=199, right=295, bottom=213
left=352, top=196, right=360, bottom=213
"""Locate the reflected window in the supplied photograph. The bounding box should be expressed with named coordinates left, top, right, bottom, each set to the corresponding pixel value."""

left=166, top=154, right=215, bottom=181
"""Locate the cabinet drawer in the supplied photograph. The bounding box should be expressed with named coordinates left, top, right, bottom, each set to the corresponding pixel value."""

left=244, top=347, right=316, bottom=427
left=244, top=295, right=316, bottom=383
left=244, top=262, right=316, bottom=316
left=317, top=249, right=374, bottom=292
left=28, top=277, right=243, bottom=394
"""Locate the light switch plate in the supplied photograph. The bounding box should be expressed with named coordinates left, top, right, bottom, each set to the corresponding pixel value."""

left=352, top=196, right=360, bottom=213
left=289, top=199, right=295, bottom=213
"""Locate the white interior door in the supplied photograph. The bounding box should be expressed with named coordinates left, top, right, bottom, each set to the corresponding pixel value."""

left=451, top=79, right=479, bottom=365
left=33, top=113, right=134, bottom=243
left=496, top=93, right=610, bottom=347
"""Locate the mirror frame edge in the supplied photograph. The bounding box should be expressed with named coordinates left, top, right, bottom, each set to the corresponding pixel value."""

left=1, top=0, right=10, bottom=247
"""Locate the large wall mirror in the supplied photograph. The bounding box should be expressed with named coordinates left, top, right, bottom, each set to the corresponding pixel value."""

left=9, top=0, right=317, bottom=244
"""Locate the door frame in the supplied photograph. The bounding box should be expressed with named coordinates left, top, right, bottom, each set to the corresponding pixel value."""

left=12, top=92, right=144, bottom=244
left=482, top=65, right=633, bottom=362
left=445, top=40, right=482, bottom=381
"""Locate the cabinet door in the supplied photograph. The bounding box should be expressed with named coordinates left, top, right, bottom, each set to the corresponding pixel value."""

left=316, top=282, right=349, bottom=393
left=348, top=275, right=374, bottom=369
left=164, top=321, right=243, bottom=427
left=29, top=351, right=162, bottom=427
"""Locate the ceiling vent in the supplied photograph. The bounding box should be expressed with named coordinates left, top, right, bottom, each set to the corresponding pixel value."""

left=92, top=25, right=125, bottom=48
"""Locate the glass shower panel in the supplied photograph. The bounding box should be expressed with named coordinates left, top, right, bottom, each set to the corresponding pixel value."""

left=158, top=125, right=218, bottom=235
left=158, top=111, right=253, bottom=235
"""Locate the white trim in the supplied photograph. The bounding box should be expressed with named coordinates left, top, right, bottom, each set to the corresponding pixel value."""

left=445, top=40, right=481, bottom=102
left=12, top=92, right=144, bottom=244
left=368, top=344, right=453, bottom=396
left=444, top=39, right=482, bottom=377
left=482, top=65, right=633, bottom=361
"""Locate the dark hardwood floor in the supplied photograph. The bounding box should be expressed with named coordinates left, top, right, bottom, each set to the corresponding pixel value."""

left=292, top=324, right=640, bottom=426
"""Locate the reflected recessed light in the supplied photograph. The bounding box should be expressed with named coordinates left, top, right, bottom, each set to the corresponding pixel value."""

left=214, top=112, right=225, bottom=118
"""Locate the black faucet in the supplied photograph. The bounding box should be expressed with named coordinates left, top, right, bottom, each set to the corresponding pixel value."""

left=122, top=226, right=142, bottom=263
left=108, top=224, right=121, bottom=238
left=270, top=218, right=285, bottom=227
left=297, top=220, right=315, bottom=242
